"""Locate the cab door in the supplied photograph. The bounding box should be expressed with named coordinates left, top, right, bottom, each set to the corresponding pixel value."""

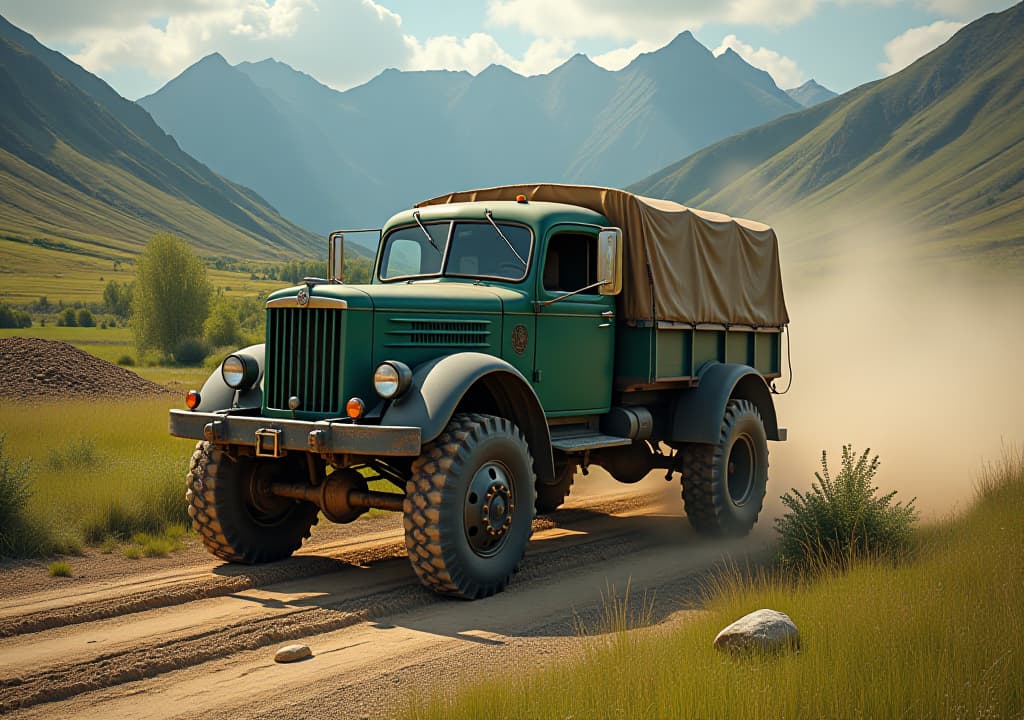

left=532, top=229, right=615, bottom=415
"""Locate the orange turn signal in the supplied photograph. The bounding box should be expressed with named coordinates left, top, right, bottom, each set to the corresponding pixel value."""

left=185, top=389, right=201, bottom=410
left=346, top=397, right=365, bottom=420
left=515, top=194, right=527, bottom=203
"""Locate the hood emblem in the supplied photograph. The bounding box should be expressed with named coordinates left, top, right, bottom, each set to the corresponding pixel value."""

left=296, top=289, right=309, bottom=307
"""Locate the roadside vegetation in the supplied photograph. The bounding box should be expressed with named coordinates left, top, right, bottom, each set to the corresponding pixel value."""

left=0, top=398, right=189, bottom=558
left=405, top=447, right=1023, bottom=719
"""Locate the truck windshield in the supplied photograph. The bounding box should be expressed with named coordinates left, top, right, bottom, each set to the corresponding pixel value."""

left=379, top=221, right=531, bottom=282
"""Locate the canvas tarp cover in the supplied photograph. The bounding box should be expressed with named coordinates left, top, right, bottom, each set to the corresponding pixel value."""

left=417, top=184, right=789, bottom=327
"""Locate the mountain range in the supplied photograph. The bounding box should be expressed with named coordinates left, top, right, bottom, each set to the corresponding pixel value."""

left=632, top=3, right=1024, bottom=264
left=785, top=80, right=838, bottom=107
left=0, top=14, right=319, bottom=264
left=138, top=33, right=806, bottom=233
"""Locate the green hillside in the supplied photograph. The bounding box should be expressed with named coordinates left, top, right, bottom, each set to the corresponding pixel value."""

left=632, top=4, right=1024, bottom=266
left=0, top=17, right=322, bottom=269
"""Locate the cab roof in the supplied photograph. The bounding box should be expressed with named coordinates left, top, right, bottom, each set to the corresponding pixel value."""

left=383, top=200, right=609, bottom=237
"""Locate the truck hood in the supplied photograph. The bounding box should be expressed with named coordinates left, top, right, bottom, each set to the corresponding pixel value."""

left=267, top=280, right=526, bottom=313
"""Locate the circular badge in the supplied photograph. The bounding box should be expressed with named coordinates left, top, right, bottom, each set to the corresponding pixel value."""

left=296, top=288, right=309, bottom=307
left=511, top=323, right=528, bottom=355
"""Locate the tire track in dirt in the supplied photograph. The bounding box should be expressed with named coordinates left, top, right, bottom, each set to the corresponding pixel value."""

left=0, top=492, right=672, bottom=714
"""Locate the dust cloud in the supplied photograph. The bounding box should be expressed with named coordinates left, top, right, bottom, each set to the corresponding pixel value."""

left=767, top=237, right=1024, bottom=520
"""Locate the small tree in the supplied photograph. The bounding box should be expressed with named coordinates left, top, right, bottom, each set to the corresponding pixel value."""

left=103, top=280, right=133, bottom=319
left=131, top=233, right=212, bottom=358
left=204, top=296, right=243, bottom=348
left=775, top=446, right=918, bottom=572
left=59, top=308, right=77, bottom=327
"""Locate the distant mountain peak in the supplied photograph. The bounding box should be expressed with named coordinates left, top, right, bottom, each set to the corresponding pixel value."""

left=551, top=52, right=603, bottom=75
left=196, top=52, right=229, bottom=67
left=785, top=78, right=838, bottom=107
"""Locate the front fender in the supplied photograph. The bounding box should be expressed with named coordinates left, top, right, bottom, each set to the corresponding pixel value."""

left=670, top=362, right=783, bottom=444
left=382, top=352, right=529, bottom=443
left=195, top=343, right=265, bottom=412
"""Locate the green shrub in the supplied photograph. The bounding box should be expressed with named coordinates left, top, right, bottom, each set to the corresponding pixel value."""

left=47, top=561, right=73, bottom=577
left=775, top=445, right=918, bottom=572
left=172, top=337, right=210, bottom=365
left=0, top=303, right=32, bottom=328
left=58, top=308, right=77, bottom=327
left=203, top=297, right=244, bottom=348
left=0, top=434, right=35, bottom=557
left=123, top=545, right=143, bottom=559
left=75, top=308, right=96, bottom=327
left=116, top=354, right=135, bottom=366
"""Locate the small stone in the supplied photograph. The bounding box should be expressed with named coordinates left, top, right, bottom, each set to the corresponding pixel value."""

left=274, top=644, right=312, bottom=663
left=713, top=609, right=800, bottom=653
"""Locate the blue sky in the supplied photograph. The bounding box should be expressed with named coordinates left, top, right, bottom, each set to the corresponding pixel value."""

left=0, top=0, right=1012, bottom=99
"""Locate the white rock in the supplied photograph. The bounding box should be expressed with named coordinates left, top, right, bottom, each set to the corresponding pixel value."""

left=274, top=643, right=312, bottom=663
left=713, top=609, right=800, bottom=653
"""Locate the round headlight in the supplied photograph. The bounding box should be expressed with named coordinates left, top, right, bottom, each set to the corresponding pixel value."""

left=373, top=361, right=412, bottom=399
left=221, top=353, right=259, bottom=390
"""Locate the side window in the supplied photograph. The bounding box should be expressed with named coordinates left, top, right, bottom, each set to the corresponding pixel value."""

left=543, top=233, right=597, bottom=292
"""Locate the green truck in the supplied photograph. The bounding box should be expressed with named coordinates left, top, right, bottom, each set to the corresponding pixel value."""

left=170, top=184, right=790, bottom=599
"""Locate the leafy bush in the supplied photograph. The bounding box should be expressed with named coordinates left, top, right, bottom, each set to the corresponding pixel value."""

left=0, top=434, right=35, bottom=557
left=775, top=445, right=918, bottom=572
left=203, top=297, right=243, bottom=348
left=116, top=354, right=135, bottom=366
left=58, top=308, right=77, bottom=327
left=75, top=308, right=96, bottom=327
left=0, top=303, right=32, bottom=328
left=172, top=337, right=211, bottom=365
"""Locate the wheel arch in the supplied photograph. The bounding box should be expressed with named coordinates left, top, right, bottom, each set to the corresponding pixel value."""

left=382, top=352, right=554, bottom=485
left=195, top=343, right=264, bottom=412
left=669, top=362, right=782, bottom=444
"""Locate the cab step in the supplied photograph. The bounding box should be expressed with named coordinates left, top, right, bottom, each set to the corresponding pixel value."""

left=549, top=428, right=632, bottom=452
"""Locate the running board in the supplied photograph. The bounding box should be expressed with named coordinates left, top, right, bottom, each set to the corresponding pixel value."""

left=550, top=430, right=632, bottom=452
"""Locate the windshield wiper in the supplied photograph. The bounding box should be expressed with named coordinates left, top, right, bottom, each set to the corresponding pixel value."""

left=484, top=210, right=526, bottom=266
left=412, top=211, right=442, bottom=254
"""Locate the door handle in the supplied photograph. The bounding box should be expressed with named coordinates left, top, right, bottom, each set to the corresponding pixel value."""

left=599, top=309, right=614, bottom=327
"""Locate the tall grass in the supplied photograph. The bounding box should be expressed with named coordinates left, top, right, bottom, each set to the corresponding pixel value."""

left=0, top=398, right=189, bottom=557
left=404, top=447, right=1024, bottom=719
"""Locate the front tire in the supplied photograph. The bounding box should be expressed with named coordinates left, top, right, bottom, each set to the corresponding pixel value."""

left=403, top=414, right=536, bottom=599
left=186, top=441, right=319, bottom=563
left=680, top=399, right=768, bottom=537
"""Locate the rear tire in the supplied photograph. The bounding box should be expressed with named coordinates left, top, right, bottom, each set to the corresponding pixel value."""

left=403, top=414, right=536, bottom=599
left=680, top=399, right=768, bottom=537
left=186, top=441, right=319, bottom=563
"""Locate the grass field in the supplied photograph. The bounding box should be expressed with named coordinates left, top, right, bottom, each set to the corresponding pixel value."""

left=405, top=449, right=1024, bottom=719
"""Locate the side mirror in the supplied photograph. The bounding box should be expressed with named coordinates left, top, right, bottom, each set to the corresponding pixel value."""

left=598, top=227, right=623, bottom=296
left=328, top=231, right=344, bottom=283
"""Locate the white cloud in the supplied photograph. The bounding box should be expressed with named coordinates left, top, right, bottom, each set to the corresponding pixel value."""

left=916, top=0, right=1008, bottom=17
left=405, top=32, right=573, bottom=76
left=592, top=40, right=663, bottom=71
left=879, top=20, right=965, bottom=75
left=713, top=34, right=806, bottom=88
left=2, top=0, right=412, bottom=96
left=486, top=0, right=818, bottom=42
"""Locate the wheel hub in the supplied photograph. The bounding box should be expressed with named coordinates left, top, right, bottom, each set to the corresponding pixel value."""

left=464, top=462, right=515, bottom=556
left=727, top=434, right=755, bottom=506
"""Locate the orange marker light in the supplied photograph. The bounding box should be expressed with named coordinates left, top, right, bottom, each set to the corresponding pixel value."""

left=346, top=397, right=366, bottom=420
left=185, top=390, right=201, bottom=410
left=515, top=194, right=527, bottom=203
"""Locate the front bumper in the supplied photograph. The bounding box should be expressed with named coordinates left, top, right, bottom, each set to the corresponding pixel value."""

left=169, top=410, right=422, bottom=457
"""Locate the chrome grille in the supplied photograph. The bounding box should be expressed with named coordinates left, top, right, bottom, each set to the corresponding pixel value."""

left=265, top=308, right=342, bottom=414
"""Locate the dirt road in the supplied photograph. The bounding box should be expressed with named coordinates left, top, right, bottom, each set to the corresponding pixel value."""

left=0, top=474, right=770, bottom=719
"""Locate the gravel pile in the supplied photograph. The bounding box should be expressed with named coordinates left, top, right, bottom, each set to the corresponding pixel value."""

left=0, top=337, right=174, bottom=400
